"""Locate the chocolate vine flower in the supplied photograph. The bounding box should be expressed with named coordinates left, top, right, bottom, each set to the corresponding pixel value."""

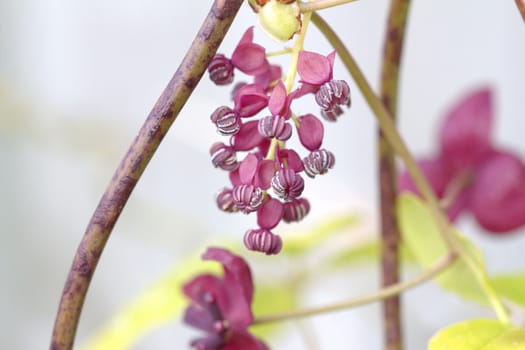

left=183, top=247, right=268, bottom=349
left=399, top=88, right=525, bottom=233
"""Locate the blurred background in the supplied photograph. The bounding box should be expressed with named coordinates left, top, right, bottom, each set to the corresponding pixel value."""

left=1, top=0, right=525, bottom=349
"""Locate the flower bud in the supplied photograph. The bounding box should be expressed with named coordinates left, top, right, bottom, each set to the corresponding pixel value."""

left=271, top=169, right=304, bottom=201
left=303, top=149, right=335, bottom=178
left=244, top=228, right=282, bottom=255
left=210, top=106, right=240, bottom=136
left=258, top=115, right=292, bottom=141
left=210, top=142, right=238, bottom=171
left=282, top=198, right=310, bottom=222
left=215, top=188, right=238, bottom=213
left=257, top=0, right=301, bottom=42
left=232, top=184, right=264, bottom=213
left=315, top=80, right=351, bottom=121
left=208, top=54, right=234, bottom=85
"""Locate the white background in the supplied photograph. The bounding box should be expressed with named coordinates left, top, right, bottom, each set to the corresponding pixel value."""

left=1, top=0, right=525, bottom=349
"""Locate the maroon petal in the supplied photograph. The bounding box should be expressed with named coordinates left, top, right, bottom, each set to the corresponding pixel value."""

left=254, top=159, right=276, bottom=190
left=297, top=51, right=332, bottom=85
left=234, top=84, right=269, bottom=118
left=223, top=330, right=270, bottom=350
left=470, top=151, right=525, bottom=233
left=232, top=43, right=269, bottom=76
left=232, top=120, right=266, bottom=151
left=279, top=149, right=304, bottom=172
left=268, top=80, right=287, bottom=116
left=229, top=169, right=242, bottom=186
left=440, top=88, right=493, bottom=171
left=239, top=154, right=259, bottom=184
left=297, top=114, right=324, bottom=151
left=203, top=248, right=254, bottom=326
left=255, top=64, right=282, bottom=89
left=257, top=197, right=284, bottom=229
left=237, top=26, right=254, bottom=46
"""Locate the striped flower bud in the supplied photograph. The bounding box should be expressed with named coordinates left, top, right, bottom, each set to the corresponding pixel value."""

left=215, top=188, right=238, bottom=213
left=303, top=149, right=335, bottom=178
left=244, top=228, right=282, bottom=255
left=320, top=105, right=344, bottom=122
left=232, top=184, right=264, bottom=213
left=210, top=142, right=238, bottom=171
left=271, top=169, right=304, bottom=201
left=208, top=54, right=234, bottom=85
left=210, top=106, right=241, bottom=136
left=282, top=198, right=310, bottom=223
left=315, top=80, right=351, bottom=121
left=258, top=115, right=292, bottom=141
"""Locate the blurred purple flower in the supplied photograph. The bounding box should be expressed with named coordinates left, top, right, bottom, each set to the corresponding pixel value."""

left=183, top=247, right=269, bottom=350
left=399, top=87, right=525, bottom=233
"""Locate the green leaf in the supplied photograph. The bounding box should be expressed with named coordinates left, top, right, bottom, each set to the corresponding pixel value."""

left=428, top=319, right=525, bottom=350
left=396, top=193, right=488, bottom=304
left=491, top=272, right=525, bottom=308
left=251, top=284, right=298, bottom=338
left=283, top=213, right=359, bottom=255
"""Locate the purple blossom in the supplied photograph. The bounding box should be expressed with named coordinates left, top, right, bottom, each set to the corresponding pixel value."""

left=210, top=106, right=241, bottom=136
left=183, top=247, right=268, bottom=350
left=399, top=87, right=525, bottom=234
left=303, top=149, right=335, bottom=178
left=231, top=27, right=270, bottom=76
left=271, top=169, right=305, bottom=201
left=216, top=188, right=238, bottom=213
left=282, top=198, right=311, bottom=223
left=210, top=142, right=239, bottom=171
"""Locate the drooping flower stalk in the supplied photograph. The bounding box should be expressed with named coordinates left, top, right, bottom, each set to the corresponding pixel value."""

left=377, top=1, right=411, bottom=349
left=49, top=1, right=244, bottom=349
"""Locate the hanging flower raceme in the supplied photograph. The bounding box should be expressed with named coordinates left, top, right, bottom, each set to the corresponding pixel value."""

left=205, top=27, right=351, bottom=254
left=182, top=247, right=269, bottom=350
left=399, top=87, right=525, bottom=234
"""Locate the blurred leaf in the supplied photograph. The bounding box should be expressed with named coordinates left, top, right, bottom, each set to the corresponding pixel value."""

left=328, top=239, right=379, bottom=267
left=396, top=193, right=489, bottom=304
left=283, top=213, right=359, bottom=255
left=251, top=284, right=298, bottom=338
left=428, top=319, right=525, bottom=350
left=79, top=253, right=221, bottom=350
left=491, top=272, right=525, bottom=308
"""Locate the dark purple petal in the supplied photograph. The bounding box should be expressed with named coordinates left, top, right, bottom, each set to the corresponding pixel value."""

left=303, top=149, right=335, bottom=178
left=202, top=248, right=254, bottom=326
left=190, top=334, right=223, bottom=350
left=282, top=198, right=310, bottom=223
left=208, top=54, right=234, bottom=85
left=440, top=88, right=493, bottom=171
left=470, top=151, right=525, bottom=233
left=184, top=304, right=218, bottom=333
left=297, top=50, right=332, bottom=85
left=257, top=197, right=284, bottom=229
left=271, top=169, right=304, bottom=201
left=297, top=114, right=324, bottom=151
left=232, top=120, right=266, bottom=151
left=244, top=228, right=282, bottom=255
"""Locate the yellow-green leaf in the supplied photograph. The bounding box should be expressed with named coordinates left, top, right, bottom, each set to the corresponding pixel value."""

left=396, top=193, right=488, bottom=304
left=491, top=272, right=525, bottom=308
left=429, top=319, right=525, bottom=350
left=251, top=284, right=298, bottom=338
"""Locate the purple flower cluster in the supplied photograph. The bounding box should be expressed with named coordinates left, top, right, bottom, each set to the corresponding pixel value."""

left=207, top=28, right=351, bottom=255
left=399, top=88, right=525, bottom=234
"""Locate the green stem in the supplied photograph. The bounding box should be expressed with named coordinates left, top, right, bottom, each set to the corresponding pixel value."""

left=49, top=1, right=244, bottom=349
left=310, top=12, right=457, bottom=252
left=299, top=0, right=359, bottom=13
left=253, top=253, right=456, bottom=324
left=378, top=1, right=411, bottom=349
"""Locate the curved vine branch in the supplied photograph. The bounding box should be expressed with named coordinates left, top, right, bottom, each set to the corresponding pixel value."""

left=50, top=1, right=244, bottom=349
left=516, top=0, right=525, bottom=22
left=377, top=1, right=411, bottom=349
